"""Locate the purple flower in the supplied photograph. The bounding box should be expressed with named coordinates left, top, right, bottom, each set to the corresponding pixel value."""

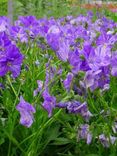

left=77, top=124, right=92, bottom=144
left=0, top=32, right=11, bottom=50
left=84, top=68, right=110, bottom=91
left=10, top=26, right=28, bottom=43
left=0, top=16, right=9, bottom=32
left=56, top=101, right=68, bottom=108
left=42, top=90, right=56, bottom=117
left=57, top=101, right=92, bottom=121
left=16, top=96, right=36, bottom=127
left=0, top=83, right=5, bottom=89
left=0, top=44, right=23, bottom=78
left=99, top=134, right=117, bottom=148
left=33, top=80, right=43, bottom=96
left=88, top=45, right=111, bottom=71
left=68, top=49, right=81, bottom=74
left=111, top=51, right=117, bottom=76
left=56, top=40, right=70, bottom=62
left=99, top=134, right=109, bottom=148
left=84, top=70, right=101, bottom=89
left=16, top=16, right=39, bottom=38
left=67, top=101, right=92, bottom=120
left=63, top=72, right=73, bottom=91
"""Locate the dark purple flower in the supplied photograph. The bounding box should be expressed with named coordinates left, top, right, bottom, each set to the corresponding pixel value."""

left=0, top=44, right=23, bottom=78
left=0, top=32, right=11, bottom=50
left=16, top=96, right=36, bottom=127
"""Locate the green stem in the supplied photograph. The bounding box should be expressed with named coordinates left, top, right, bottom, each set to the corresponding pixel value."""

left=7, top=75, right=18, bottom=99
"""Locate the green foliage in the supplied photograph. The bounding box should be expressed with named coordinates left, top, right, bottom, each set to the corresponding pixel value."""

left=0, top=1, right=117, bottom=156
left=0, top=38, right=117, bottom=156
left=13, top=0, right=71, bottom=19
left=0, top=0, right=7, bottom=16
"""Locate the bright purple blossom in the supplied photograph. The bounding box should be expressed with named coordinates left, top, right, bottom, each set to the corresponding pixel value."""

left=16, top=96, right=36, bottom=127
left=88, top=45, right=111, bottom=71
left=10, top=26, right=28, bottom=43
left=0, top=32, right=11, bottom=50
left=56, top=40, right=70, bottom=62
left=0, top=44, right=23, bottom=78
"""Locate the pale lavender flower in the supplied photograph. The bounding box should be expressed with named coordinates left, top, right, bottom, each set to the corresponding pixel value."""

left=88, top=45, right=111, bottom=71
left=0, top=16, right=9, bottom=32
left=99, top=134, right=117, bottom=148
left=16, top=96, right=36, bottom=128
left=111, top=51, right=117, bottom=76
left=33, top=80, right=43, bottom=96
left=77, top=124, right=92, bottom=144
left=35, top=60, right=40, bottom=66
left=42, top=90, right=56, bottom=117
left=63, top=72, right=74, bottom=91
left=99, top=134, right=109, bottom=148
left=56, top=40, right=70, bottom=62
left=112, top=122, right=117, bottom=134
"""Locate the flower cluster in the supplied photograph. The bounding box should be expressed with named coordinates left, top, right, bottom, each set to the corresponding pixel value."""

left=0, top=12, right=117, bottom=147
left=0, top=32, right=23, bottom=78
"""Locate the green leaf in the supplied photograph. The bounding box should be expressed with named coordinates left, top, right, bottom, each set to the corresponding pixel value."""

left=52, top=137, right=71, bottom=145
left=111, top=93, right=117, bottom=109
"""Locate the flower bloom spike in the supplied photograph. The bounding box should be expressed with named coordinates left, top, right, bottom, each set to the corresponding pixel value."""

left=16, top=96, right=36, bottom=128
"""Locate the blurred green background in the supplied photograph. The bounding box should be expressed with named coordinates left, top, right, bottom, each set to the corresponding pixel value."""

left=0, top=0, right=117, bottom=21
left=0, top=0, right=7, bottom=16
